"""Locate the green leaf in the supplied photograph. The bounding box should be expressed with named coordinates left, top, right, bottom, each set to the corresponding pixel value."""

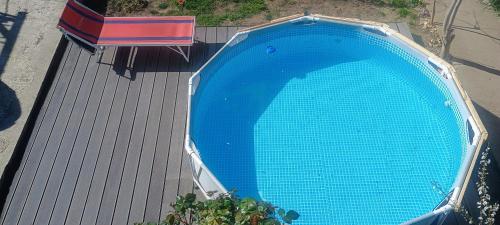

left=185, top=193, right=196, bottom=202
left=286, top=210, right=299, bottom=220
left=144, top=192, right=298, bottom=225
left=164, top=214, right=176, bottom=225
left=262, top=218, right=281, bottom=225
left=278, top=208, right=285, bottom=218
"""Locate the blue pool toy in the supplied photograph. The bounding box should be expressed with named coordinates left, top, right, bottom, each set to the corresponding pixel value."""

left=266, top=46, right=276, bottom=54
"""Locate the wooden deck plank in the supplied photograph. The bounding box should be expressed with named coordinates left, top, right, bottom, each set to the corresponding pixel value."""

left=388, top=22, right=398, bottom=32
left=176, top=72, right=193, bottom=197
left=227, top=26, right=239, bottom=39
left=0, top=41, right=73, bottom=224
left=63, top=47, right=119, bottom=225
left=32, top=51, right=100, bottom=225
left=113, top=47, right=160, bottom=225
left=16, top=49, right=91, bottom=225
left=159, top=53, right=184, bottom=219
left=396, top=22, right=413, bottom=39
left=78, top=47, right=132, bottom=225
left=1, top=45, right=82, bottom=225
left=143, top=48, right=177, bottom=223
left=216, top=26, right=228, bottom=44
left=127, top=48, right=165, bottom=224
left=95, top=48, right=149, bottom=225
left=49, top=48, right=117, bottom=225
left=193, top=27, right=208, bottom=70
left=206, top=27, right=218, bottom=58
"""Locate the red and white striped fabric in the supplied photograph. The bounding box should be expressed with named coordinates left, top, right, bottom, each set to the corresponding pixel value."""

left=58, top=0, right=195, bottom=46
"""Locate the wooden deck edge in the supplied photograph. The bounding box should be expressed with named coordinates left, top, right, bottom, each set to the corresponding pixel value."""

left=0, top=37, right=69, bottom=215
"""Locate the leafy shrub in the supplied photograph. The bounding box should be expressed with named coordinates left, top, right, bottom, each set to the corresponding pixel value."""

left=136, top=192, right=299, bottom=225
left=226, top=0, right=267, bottom=21
left=165, top=0, right=267, bottom=25
left=491, top=0, right=500, bottom=12
left=390, top=0, right=409, bottom=8
left=387, top=0, right=422, bottom=8
left=433, top=145, right=499, bottom=225
left=410, top=0, right=423, bottom=6
left=184, top=0, right=216, bottom=14
left=474, top=146, right=499, bottom=225
left=159, top=2, right=169, bottom=9
left=398, top=7, right=411, bottom=17
left=108, top=0, right=148, bottom=13
left=265, top=12, right=273, bottom=21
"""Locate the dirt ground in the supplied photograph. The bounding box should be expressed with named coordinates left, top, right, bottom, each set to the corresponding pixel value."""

left=135, top=0, right=443, bottom=53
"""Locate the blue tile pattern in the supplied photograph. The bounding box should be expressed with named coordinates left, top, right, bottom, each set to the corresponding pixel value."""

left=191, top=21, right=467, bottom=225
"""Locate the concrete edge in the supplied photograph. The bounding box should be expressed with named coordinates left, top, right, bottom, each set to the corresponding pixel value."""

left=0, top=36, right=69, bottom=214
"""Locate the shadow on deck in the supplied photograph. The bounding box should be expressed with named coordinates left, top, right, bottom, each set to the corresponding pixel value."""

left=0, top=26, right=239, bottom=225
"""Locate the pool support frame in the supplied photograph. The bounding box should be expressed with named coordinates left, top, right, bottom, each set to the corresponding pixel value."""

left=184, top=14, right=488, bottom=225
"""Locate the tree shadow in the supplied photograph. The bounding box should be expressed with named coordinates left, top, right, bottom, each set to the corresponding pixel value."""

left=0, top=11, right=26, bottom=78
left=451, top=25, right=500, bottom=42
left=452, top=11, right=500, bottom=44
left=449, top=54, right=500, bottom=76
left=0, top=81, right=21, bottom=131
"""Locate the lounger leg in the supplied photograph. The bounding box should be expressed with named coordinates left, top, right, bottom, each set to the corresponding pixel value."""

left=176, top=46, right=190, bottom=63
left=130, top=46, right=137, bottom=69
left=97, top=46, right=105, bottom=63
left=167, top=46, right=191, bottom=63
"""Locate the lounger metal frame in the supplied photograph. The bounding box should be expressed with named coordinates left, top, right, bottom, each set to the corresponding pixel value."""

left=58, top=0, right=194, bottom=62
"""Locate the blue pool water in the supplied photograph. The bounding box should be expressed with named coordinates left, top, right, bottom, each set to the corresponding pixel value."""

left=191, top=22, right=467, bottom=224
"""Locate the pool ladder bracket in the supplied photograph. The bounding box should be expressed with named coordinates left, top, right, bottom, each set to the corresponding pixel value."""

left=189, top=74, right=200, bottom=95
left=289, top=16, right=319, bottom=25
left=428, top=57, right=451, bottom=79
left=228, top=32, right=249, bottom=47
left=362, top=24, right=392, bottom=37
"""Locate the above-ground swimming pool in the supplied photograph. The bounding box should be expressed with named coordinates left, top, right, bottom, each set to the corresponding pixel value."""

left=185, top=15, right=486, bottom=225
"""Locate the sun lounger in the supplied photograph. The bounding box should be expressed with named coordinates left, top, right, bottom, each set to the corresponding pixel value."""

left=58, top=0, right=195, bottom=62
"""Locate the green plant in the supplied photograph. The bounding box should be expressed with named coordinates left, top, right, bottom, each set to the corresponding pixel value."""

left=398, top=7, right=411, bottom=17
left=108, top=0, right=148, bottom=13
left=388, top=0, right=422, bottom=7
left=227, top=0, right=267, bottom=21
left=390, top=0, right=409, bottom=8
left=159, top=2, right=169, bottom=9
left=490, top=0, right=500, bottom=12
left=136, top=192, right=299, bottom=225
left=409, top=13, right=418, bottom=25
left=168, top=0, right=267, bottom=25
left=433, top=145, right=499, bottom=225
left=371, top=0, right=386, bottom=6
left=474, top=145, right=499, bottom=224
left=265, top=12, right=273, bottom=21
left=410, top=0, right=423, bottom=6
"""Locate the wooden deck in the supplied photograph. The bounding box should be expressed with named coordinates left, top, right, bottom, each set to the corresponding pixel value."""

left=0, top=24, right=412, bottom=225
